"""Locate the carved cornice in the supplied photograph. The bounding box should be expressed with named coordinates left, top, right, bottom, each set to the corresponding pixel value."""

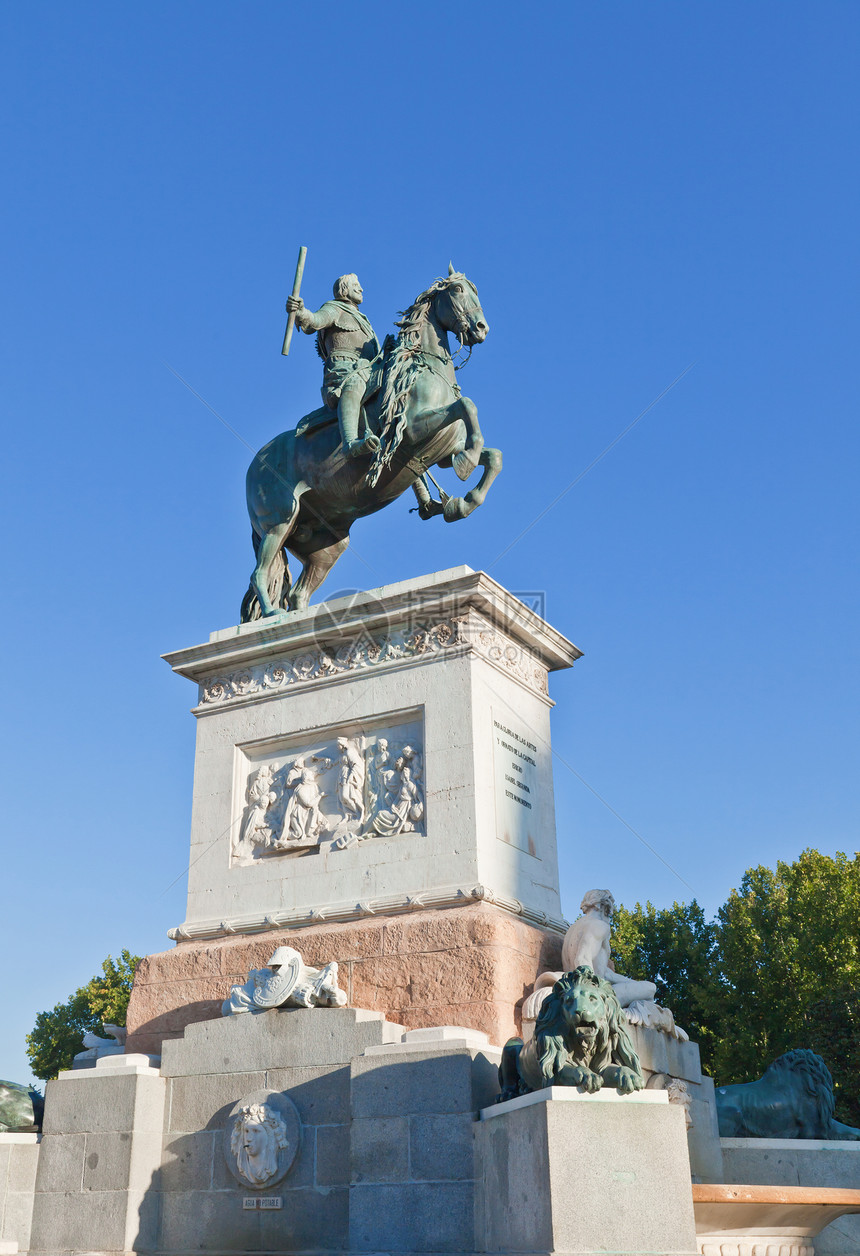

left=168, top=883, right=568, bottom=943
left=196, top=612, right=550, bottom=708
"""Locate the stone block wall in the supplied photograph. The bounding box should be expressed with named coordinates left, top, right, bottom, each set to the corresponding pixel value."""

left=148, top=1011, right=501, bottom=1254
left=25, top=1007, right=506, bottom=1255
left=29, top=1064, right=165, bottom=1256
left=0, top=1135, right=39, bottom=1254
left=628, top=1024, right=725, bottom=1185
left=348, top=1045, right=500, bottom=1253
left=150, top=1008, right=402, bottom=1253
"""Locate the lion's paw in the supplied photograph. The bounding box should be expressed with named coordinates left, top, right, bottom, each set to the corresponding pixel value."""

left=613, top=1067, right=643, bottom=1095
left=559, top=1063, right=603, bottom=1093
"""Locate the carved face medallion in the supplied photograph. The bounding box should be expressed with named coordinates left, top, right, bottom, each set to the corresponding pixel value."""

left=223, top=1090, right=302, bottom=1189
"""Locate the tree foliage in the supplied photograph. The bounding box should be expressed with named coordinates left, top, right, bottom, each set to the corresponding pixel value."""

left=804, top=990, right=860, bottom=1128
left=26, top=951, right=141, bottom=1081
left=611, top=899, right=718, bottom=1062
left=614, top=850, right=860, bottom=1125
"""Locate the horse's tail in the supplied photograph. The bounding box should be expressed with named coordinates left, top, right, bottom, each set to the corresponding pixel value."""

left=239, top=531, right=292, bottom=623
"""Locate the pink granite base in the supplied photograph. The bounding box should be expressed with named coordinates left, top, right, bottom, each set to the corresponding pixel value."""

left=125, top=903, right=562, bottom=1055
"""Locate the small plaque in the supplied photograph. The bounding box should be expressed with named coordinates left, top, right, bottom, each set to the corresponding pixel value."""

left=243, top=1197, right=258, bottom=1210
left=260, top=1197, right=282, bottom=1209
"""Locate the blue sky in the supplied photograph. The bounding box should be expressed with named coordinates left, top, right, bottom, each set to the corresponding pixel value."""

left=1, top=4, right=858, bottom=1084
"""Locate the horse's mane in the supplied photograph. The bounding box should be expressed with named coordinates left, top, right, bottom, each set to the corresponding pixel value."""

left=764, top=1049, right=835, bottom=1126
left=396, top=278, right=452, bottom=349
left=532, top=972, right=577, bottom=1082
left=532, top=966, right=638, bottom=1083
left=366, top=274, right=462, bottom=488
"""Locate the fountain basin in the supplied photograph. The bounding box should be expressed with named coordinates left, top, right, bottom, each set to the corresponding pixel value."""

left=692, top=1183, right=860, bottom=1255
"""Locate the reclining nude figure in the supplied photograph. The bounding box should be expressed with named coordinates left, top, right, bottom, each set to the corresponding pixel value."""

left=561, top=889, right=657, bottom=1005
left=525, top=889, right=659, bottom=1022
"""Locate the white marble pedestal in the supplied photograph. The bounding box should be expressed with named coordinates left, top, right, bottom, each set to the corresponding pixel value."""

left=163, top=567, right=580, bottom=942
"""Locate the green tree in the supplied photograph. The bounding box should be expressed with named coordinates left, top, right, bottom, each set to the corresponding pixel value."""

left=26, top=951, right=141, bottom=1081
left=708, top=849, right=860, bottom=1098
left=611, top=899, right=718, bottom=1066
left=613, top=850, right=860, bottom=1126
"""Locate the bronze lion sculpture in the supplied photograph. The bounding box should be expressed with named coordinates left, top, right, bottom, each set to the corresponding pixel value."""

left=0, top=1080, right=43, bottom=1133
left=716, top=1048, right=860, bottom=1140
left=498, top=965, right=644, bottom=1102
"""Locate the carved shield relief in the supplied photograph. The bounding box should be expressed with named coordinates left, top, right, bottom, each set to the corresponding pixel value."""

left=251, top=952, right=303, bottom=1008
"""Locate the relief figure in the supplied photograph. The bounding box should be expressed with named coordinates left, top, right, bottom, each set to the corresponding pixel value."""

left=367, top=738, right=393, bottom=811
left=238, top=764, right=278, bottom=853
left=336, top=737, right=365, bottom=824
left=372, top=754, right=425, bottom=837
left=230, top=1102, right=289, bottom=1187
left=277, top=755, right=332, bottom=844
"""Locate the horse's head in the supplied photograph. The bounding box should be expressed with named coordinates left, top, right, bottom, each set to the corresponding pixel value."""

left=433, top=262, right=489, bottom=345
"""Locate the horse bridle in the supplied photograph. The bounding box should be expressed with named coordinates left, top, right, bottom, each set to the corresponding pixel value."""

left=442, top=278, right=481, bottom=371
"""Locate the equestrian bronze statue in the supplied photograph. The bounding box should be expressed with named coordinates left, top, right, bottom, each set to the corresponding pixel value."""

left=240, top=264, right=501, bottom=620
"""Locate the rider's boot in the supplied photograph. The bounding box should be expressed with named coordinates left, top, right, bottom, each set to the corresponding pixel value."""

left=340, top=394, right=380, bottom=460
left=411, top=478, right=445, bottom=520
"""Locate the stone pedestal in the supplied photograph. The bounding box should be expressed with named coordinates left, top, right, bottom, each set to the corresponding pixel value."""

left=0, top=1134, right=39, bottom=1256
left=126, top=901, right=563, bottom=1056
left=29, top=1056, right=166, bottom=1256
left=128, top=568, right=580, bottom=1052
left=475, top=1088, right=699, bottom=1256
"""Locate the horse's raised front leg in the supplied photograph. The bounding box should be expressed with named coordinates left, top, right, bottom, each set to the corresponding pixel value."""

left=410, top=396, right=484, bottom=482
left=450, top=396, right=484, bottom=481
left=288, top=529, right=350, bottom=612
left=442, top=447, right=503, bottom=522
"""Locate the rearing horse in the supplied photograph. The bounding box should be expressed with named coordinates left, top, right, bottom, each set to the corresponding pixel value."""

left=240, top=266, right=502, bottom=620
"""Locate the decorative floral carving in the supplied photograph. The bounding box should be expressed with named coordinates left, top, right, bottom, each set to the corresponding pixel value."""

left=479, top=629, right=548, bottom=695
left=199, top=614, right=548, bottom=706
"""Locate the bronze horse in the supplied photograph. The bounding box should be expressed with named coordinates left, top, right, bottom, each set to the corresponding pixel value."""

left=240, top=267, right=501, bottom=620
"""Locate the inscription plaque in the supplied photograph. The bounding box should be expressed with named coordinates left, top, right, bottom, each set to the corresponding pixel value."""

left=492, top=714, right=539, bottom=856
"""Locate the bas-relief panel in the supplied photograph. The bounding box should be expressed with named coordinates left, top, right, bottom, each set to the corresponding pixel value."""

left=232, top=713, right=424, bottom=866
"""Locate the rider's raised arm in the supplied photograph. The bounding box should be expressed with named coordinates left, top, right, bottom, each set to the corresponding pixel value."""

left=286, top=297, right=339, bottom=335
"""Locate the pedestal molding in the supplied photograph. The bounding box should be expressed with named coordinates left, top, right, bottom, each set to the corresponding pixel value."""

left=189, top=607, right=564, bottom=713
left=167, top=882, right=569, bottom=941
left=164, top=567, right=581, bottom=681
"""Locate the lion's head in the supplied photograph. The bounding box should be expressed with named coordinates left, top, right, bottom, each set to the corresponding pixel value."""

left=764, top=1049, right=835, bottom=1127
left=532, top=965, right=640, bottom=1085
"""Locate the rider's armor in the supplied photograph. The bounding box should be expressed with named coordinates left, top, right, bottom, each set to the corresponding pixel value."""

left=300, top=300, right=380, bottom=413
